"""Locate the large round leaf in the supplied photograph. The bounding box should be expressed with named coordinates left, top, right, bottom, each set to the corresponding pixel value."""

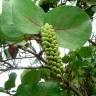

left=14, top=84, right=32, bottom=96
left=1, top=0, right=44, bottom=43
left=45, top=6, right=92, bottom=49
left=21, top=69, right=41, bottom=85
left=0, top=16, right=7, bottom=45
left=35, top=81, right=61, bottom=96
left=15, top=81, right=62, bottom=96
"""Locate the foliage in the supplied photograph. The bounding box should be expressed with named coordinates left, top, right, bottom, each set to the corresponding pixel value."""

left=0, top=0, right=96, bottom=96
left=0, top=0, right=91, bottom=48
left=4, top=73, right=17, bottom=90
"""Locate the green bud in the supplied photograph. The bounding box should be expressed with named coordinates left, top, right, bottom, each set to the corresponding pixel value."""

left=48, top=60, right=53, bottom=65
left=53, top=35, right=57, bottom=39
left=50, top=51, right=55, bottom=56
left=56, top=74, right=61, bottom=78
left=49, top=47, right=53, bottom=51
left=56, top=63, right=61, bottom=68
left=50, top=44, right=55, bottom=48
left=42, top=37, right=49, bottom=41
left=53, top=48, right=58, bottom=52
left=54, top=52, right=59, bottom=57
left=48, top=35, right=52, bottom=38
left=52, top=61, right=56, bottom=65
left=42, top=41, right=47, bottom=45
left=56, top=68, right=61, bottom=73
left=54, top=56, right=58, bottom=60
left=60, top=66, right=64, bottom=71
left=42, top=32, right=48, bottom=36
left=52, top=66, right=57, bottom=71
left=49, top=38, right=54, bottom=42
left=52, top=40, right=57, bottom=44
left=46, top=51, right=50, bottom=55
left=57, top=58, right=62, bottom=63
left=45, top=48, right=50, bottom=52
left=41, top=23, right=63, bottom=77
left=47, top=55, right=54, bottom=60
left=59, top=82, right=63, bottom=86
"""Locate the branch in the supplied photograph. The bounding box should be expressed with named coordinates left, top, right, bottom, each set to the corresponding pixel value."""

left=88, top=39, right=96, bottom=46
left=64, top=80, right=82, bottom=96
left=4, top=90, right=13, bottom=96
left=18, top=46, right=46, bottom=64
left=60, top=74, right=82, bottom=96
left=63, top=79, right=82, bottom=96
left=2, top=61, right=14, bottom=68
left=0, top=56, right=35, bottom=62
left=0, top=65, right=48, bottom=71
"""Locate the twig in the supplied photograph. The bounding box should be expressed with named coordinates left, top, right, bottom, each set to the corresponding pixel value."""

left=60, top=74, right=82, bottom=96
left=64, top=80, right=82, bottom=96
left=5, top=90, right=13, bottom=96
left=3, top=61, right=14, bottom=68
left=0, top=65, right=48, bottom=71
left=18, top=46, right=46, bottom=64
left=0, top=56, right=35, bottom=62
left=88, top=39, right=96, bottom=46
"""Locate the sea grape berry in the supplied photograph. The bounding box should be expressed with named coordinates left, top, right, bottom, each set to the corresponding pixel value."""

left=41, top=23, right=63, bottom=78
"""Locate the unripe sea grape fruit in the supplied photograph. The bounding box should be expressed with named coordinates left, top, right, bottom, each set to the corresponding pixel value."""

left=52, top=66, right=57, bottom=71
left=56, top=63, right=61, bottom=68
left=56, top=68, right=61, bottom=73
left=41, top=23, right=63, bottom=77
left=50, top=44, right=55, bottom=48
left=56, top=74, right=61, bottom=78
left=50, top=51, right=55, bottom=56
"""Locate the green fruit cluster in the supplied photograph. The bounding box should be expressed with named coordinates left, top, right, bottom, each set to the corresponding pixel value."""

left=41, top=23, right=63, bottom=78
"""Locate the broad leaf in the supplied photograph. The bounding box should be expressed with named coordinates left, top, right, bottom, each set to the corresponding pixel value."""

left=78, top=46, right=92, bottom=58
left=14, top=84, right=32, bottom=96
left=45, top=6, right=92, bottom=49
left=15, top=81, right=62, bottom=96
left=40, top=68, right=51, bottom=79
left=4, top=72, right=17, bottom=90
left=0, top=16, right=7, bottom=45
left=21, top=69, right=40, bottom=85
left=1, top=0, right=44, bottom=43
left=35, top=81, right=61, bottom=96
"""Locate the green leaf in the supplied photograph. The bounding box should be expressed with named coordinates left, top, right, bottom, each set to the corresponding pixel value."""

left=1, top=0, right=44, bottom=43
left=40, top=68, right=51, bottom=79
left=45, top=6, right=92, bottom=49
left=62, top=55, right=70, bottom=63
left=0, top=16, right=6, bottom=45
left=14, top=84, right=32, bottom=96
left=4, top=72, right=17, bottom=90
left=78, top=46, right=92, bottom=58
left=21, top=69, right=40, bottom=85
left=0, top=87, right=5, bottom=92
left=35, top=81, right=61, bottom=96
left=15, top=81, right=62, bottom=96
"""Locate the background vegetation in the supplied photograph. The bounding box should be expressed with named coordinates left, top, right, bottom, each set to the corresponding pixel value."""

left=0, top=0, right=96, bottom=96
